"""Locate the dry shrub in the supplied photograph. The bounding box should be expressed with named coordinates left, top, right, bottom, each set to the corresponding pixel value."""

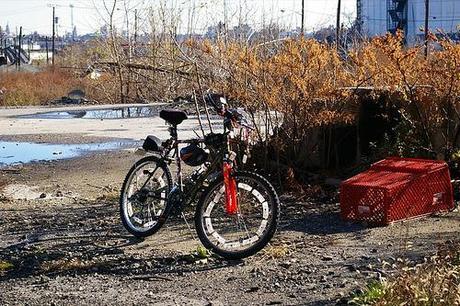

left=350, top=246, right=460, bottom=305
left=59, top=34, right=196, bottom=104
left=191, top=38, right=356, bottom=177
left=186, top=32, right=460, bottom=178
left=0, top=68, right=83, bottom=106
left=349, top=31, right=460, bottom=159
left=375, top=248, right=460, bottom=305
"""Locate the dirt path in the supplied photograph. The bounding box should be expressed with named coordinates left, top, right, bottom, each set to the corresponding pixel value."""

left=0, top=103, right=217, bottom=141
left=1, top=149, right=459, bottom=305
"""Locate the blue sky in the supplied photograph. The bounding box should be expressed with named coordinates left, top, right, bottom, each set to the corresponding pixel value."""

left=0, top=0, right=357, bottom=36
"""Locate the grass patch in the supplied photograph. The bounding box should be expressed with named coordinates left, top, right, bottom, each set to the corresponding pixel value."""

left=349, top=281, right=387, bottom=305
left=181, top=246, right=213, bottom=264
left=195, top=245, right=211, bottom=259
left=0, top=260, right=14, bottom=271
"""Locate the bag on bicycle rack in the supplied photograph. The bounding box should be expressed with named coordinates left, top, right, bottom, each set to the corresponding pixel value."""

left=142, top=135, right=163, bottom=152
left=180, top=143, right=208, bottom=167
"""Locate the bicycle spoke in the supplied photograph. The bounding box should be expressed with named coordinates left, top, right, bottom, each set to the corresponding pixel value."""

left=140, top=166, right=159, bottom=190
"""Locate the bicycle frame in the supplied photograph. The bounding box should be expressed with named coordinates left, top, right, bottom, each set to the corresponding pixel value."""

left=158, top=125, right=228, bottom=206
left=153, top=120, right=240, bottom=216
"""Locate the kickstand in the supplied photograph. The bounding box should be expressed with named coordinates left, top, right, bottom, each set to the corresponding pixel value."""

left=181, top=212, right=197, bottom=241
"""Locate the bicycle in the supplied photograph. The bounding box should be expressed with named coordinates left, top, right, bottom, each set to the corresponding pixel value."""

left=119, top=94, right=280, bottom=259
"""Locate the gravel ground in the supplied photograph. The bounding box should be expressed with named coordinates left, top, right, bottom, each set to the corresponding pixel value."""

left=1, top=148, right=459, bottom=305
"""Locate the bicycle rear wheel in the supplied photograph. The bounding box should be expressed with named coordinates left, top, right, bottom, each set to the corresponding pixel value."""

left=120, top=155, right=173, bottom=238
left=195, top=171, right=280, bottom=259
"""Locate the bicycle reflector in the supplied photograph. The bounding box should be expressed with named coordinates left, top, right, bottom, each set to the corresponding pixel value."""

left=223, top=162, right=238, bottom=215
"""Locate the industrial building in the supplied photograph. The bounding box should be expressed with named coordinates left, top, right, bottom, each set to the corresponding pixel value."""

left=358, top=0, right=460, bottom=43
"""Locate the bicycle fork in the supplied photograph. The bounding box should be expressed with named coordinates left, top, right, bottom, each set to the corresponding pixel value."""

left=223, top=155, right=238, bottom=215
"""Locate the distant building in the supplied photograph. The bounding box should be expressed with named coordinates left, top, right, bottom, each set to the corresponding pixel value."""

left=358, top=0, right=460, bottom=43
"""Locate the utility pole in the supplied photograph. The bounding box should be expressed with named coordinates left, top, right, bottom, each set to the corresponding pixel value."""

left=70, top=4, right=75, bottom=41
left=14, top=37, right=17, bottom=69
left=45, top=36, right=49, bottom=64
left=134, top=9, right=138, bottom=44
left=336, top=0, right=341, bottom=50
left=52, top=6, right=55, bottom=67
left=18, top=26, right=22, bottom=69
left=223, top=0, right=228, bottom=41
left=301, top=0, right=305, bottom=36
left=424, top=0, right=430, bottom=58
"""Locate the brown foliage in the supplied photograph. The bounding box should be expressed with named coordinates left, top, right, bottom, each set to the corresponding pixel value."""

left=0, top=68, right=82, bottom=106
left=189, top=32, right=460, bottom=174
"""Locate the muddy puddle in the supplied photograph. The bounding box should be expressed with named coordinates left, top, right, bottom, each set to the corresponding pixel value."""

left=16, top=106, right=158, bottom=120
left=0, top=140, right=137, bottom=167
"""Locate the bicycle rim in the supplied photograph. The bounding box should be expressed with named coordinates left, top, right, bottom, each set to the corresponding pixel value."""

left=198, top=173, right=277, bottom=254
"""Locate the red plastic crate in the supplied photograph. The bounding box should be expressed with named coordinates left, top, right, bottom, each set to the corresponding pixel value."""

left=340, top=157, right=454, bottom=225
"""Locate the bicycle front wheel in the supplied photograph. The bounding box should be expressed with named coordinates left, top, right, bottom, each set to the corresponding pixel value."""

left=195, top=171, right=280, bottom=259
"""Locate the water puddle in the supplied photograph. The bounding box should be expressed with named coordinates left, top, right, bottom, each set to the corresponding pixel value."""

left=17, top=106, right=158, bottom=120
left=0, top=140, right=137, bottom=167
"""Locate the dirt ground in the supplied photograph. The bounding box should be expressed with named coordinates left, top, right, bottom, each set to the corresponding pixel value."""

left=0, top=106, right=459, bottom=305
left=0, top=147, right=459, bottom=306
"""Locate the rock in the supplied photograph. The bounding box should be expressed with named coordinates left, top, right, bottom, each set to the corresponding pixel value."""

left=39, top=193, right=47, bottom=199
left=300, top=268, right=313, bottom=274
left=344, top=264, right=357, bottom=272
left=246, top=287, right=259, bottom=293
left=195, top=258, right=208, bottom=265
left=279, top=261, right=292, bottom=269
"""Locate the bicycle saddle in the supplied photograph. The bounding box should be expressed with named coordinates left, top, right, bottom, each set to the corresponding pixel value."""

left=159, top=109, right=188, bottom=126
